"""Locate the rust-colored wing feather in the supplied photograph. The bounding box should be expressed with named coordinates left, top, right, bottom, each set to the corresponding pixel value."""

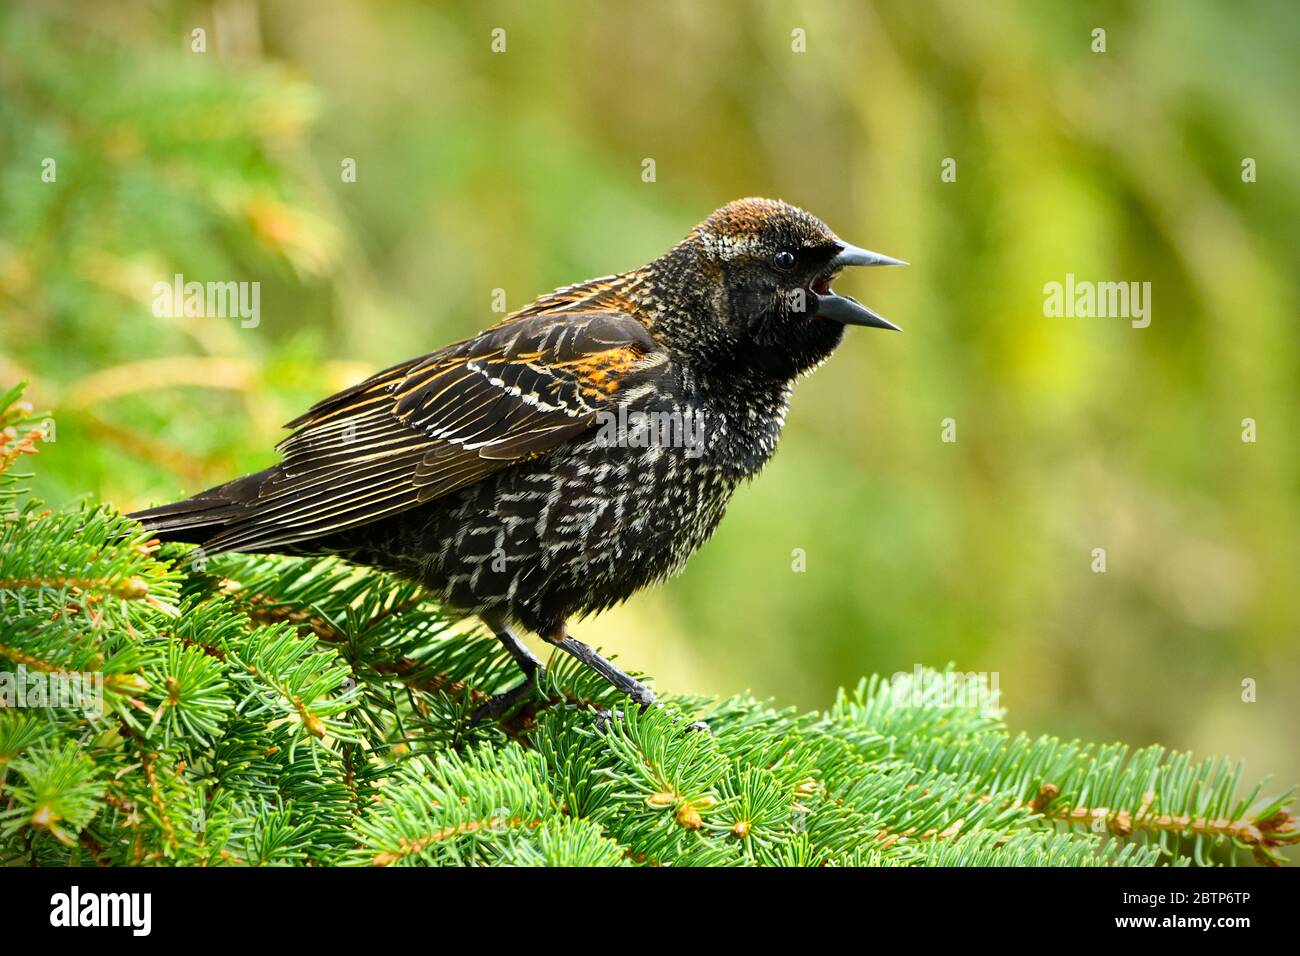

left=187, top=311, right=664, bottom=553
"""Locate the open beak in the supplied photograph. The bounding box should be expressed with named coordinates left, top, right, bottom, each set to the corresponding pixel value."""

left=812, top=242, right=907, bottom=332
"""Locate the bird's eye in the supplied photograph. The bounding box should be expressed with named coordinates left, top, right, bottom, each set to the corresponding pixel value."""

left=772, top=250, right=796, bottom=272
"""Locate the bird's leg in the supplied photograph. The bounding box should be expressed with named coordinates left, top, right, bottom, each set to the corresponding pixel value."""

left=471, top=627, right=546, bottom=722
left=542, top=627, right=708, bottom=732
left=543, top=628, right=657, bottom=708
left=496, top=626, right=544, bottom=677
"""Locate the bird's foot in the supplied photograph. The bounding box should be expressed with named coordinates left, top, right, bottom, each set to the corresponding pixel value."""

left=544, top=629, right=708, bottom=732
left=592, top=695, right=710, bottom=735
left=471, top=675, right=542, bottom=723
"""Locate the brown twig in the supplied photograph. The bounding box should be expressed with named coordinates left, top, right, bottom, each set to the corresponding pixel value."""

left=370, top=816, right=543, bottom=866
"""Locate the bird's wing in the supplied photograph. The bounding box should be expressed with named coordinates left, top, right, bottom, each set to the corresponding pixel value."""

left=200, top=311, right=665, bottom=553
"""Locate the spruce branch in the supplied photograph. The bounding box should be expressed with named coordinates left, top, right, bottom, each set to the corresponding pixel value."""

left=0, top=383, right=1294, bottom=867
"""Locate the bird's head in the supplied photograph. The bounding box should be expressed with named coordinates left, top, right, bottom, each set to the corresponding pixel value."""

left=651, top=197, right=905, bottom=379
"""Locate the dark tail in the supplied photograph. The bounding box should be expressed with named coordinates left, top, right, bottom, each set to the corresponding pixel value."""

left=128, top=468, right=276, bottom=551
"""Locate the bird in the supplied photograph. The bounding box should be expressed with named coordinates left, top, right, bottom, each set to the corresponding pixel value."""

left=130, top=198, right=906, bottom=720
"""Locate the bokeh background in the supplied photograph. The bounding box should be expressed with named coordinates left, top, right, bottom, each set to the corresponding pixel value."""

left=3, top=1, right=1297, bottom=795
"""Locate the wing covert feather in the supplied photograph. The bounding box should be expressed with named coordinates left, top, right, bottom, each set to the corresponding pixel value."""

left=202, top=311, right=664, bottom=553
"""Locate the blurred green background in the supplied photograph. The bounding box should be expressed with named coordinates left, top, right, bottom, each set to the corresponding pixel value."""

left=3, top=1, right=1297, bottom=794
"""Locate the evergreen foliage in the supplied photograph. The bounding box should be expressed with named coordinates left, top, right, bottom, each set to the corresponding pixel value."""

left=1, top=385, right=1295, bottom=866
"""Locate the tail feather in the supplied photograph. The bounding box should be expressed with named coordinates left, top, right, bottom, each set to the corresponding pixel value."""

left=128, top=468, right=275, bottom=550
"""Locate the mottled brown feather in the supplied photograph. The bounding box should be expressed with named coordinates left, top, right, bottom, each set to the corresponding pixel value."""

left=198, top=310, right=662, bottom=553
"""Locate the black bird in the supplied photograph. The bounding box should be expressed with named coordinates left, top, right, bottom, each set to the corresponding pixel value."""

left=131, top=198, right=905, bottom=717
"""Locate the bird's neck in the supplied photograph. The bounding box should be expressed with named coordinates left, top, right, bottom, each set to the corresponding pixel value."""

left=685, top=367, right=793, bottom=478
